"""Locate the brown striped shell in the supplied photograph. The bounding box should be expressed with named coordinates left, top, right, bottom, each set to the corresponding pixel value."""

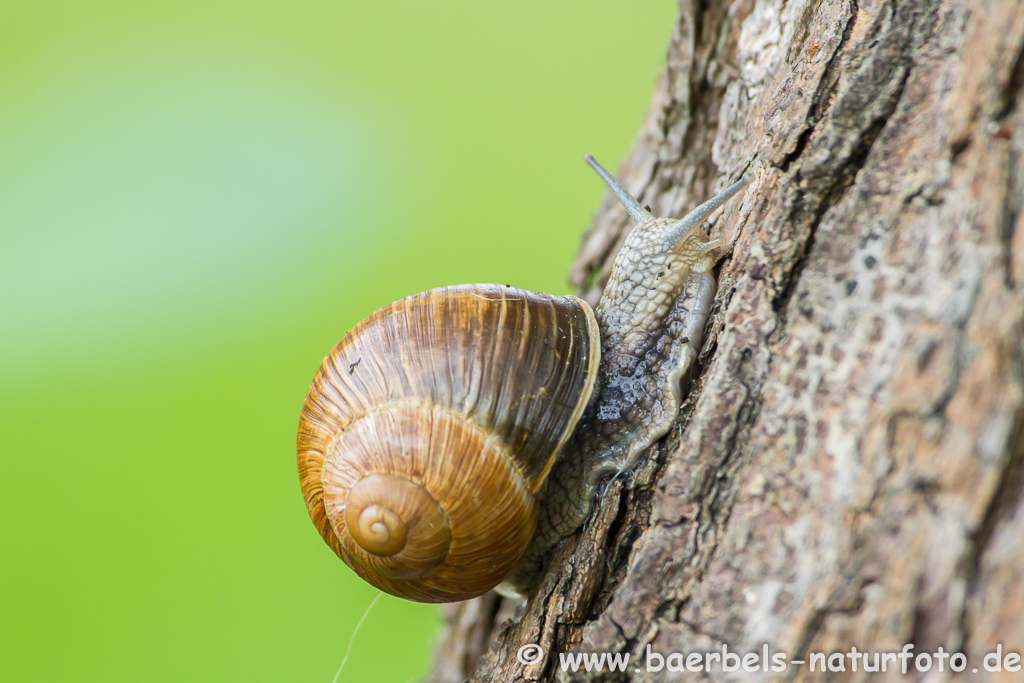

left=297, top=284, right=600, bottom=603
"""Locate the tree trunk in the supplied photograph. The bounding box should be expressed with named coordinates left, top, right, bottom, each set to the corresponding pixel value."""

left=427, top=0, right=1024, bottom=680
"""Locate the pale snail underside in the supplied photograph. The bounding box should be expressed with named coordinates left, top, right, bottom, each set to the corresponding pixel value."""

left=297, top=156, right=750, bottom=603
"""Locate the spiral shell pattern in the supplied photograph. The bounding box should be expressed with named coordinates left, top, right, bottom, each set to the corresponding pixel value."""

left=298, top=284, right=599, bottom=602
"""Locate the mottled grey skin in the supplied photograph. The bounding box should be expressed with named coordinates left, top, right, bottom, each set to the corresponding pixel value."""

left=500, top=158, right=749, bottom=596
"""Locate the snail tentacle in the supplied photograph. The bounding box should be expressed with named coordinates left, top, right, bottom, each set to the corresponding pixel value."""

left=584, top=153, right=652, bottom=225
left=662, top=174, right=751, bottom=245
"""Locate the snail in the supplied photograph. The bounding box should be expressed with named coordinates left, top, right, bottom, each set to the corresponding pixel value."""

left=297, top=155, right=750, bottom=603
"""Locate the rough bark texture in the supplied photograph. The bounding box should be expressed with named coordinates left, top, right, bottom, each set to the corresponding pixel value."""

left=427, top=0, right=1024, bottom=680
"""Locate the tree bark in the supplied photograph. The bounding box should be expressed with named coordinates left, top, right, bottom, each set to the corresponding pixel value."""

left=427, top=0, right=1024, bottom=680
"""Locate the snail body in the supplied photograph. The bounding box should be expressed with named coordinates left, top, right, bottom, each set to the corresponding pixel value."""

left=298, top=156, right=749, bottom=602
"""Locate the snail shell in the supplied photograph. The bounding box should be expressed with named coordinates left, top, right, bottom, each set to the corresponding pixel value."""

left=297, top=284, right=600, bottom=602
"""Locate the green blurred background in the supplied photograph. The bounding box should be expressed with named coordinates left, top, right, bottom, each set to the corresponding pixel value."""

left=0, top=2, right=675, bottom=680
